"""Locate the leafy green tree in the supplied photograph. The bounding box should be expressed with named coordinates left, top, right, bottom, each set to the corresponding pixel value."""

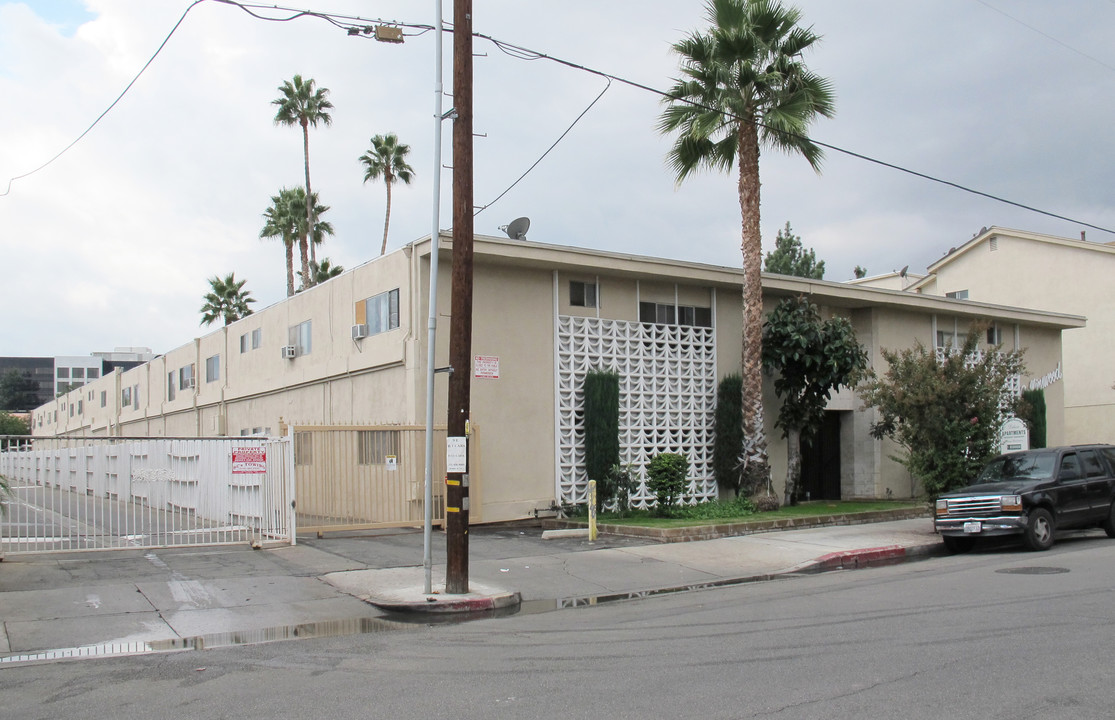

left=658, top=0, right=834, bottom=492
left=359, top=133, right=416, bottom=257
left=0, top=370, right=41, bottom=412
left=713, top=374, right=744, bottom=495
left=763, top=222, right=824, bottom=279
left=272, top=74, right=333, bottom=268
left=310, top=257, right=344, bottom=284
left=853, top=265, right=867, bottom=279
left=200, top=273, right=255, bottom=326
left=0, top=411, right=30, bottom=435
left=761, top=297, right=866, bottom=504
left=647, top=452, right=689, bottom=515
left=859, top=330, right=1025, bottom=501
left=260, top=188, right=301, bottom=297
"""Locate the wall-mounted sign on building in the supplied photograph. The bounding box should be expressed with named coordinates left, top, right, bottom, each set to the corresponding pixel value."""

left=474, top=355, right=499, bottom=379
left=999, top=417, right=1030, bottom=454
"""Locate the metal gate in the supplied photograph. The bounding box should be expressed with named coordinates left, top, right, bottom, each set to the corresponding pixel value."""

left=0, top=436, right=293, bottom=554
left=292, top=425, right=447, bottom=535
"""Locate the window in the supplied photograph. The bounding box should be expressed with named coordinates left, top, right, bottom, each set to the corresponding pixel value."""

left=986, top=326, right=1002, bottom=345
left=570, top=281, right=597, bottom=308
left=252, top=328, right=261, bottom=349
left=945, top=290, right=969, bottom=300
left=121, top=386, right=132, bottom=408
left=72, top=368, right=84, bottom=379
left=206, top=355, right=220, bottom=383
left=1059, top=453, right=1081, bottom=480
left=179, top=364, right=195, bottom=391
left=100, top=391, right=106, bottom=408
left=167, top=371, right=176, bottom=402
left=240, top=329, right=262, bottom=353
left=240, top=333, right=249, bottom=353
left=639, top=302, right=712, bottom=328
left=69, top=403, right=74, bottom=417
left=358, top=430, right=399, bottom=465
left=132, top=385, right=139, bottom=410
left=364, top=290, right=400, bottom=336
left=57, top=368, right=69, bottom=379
left=1080, top=450, right=1106, bottom=478
left=77, top=399, right=83, bottom=414
left=87, top=368, right=99, bottom=379
left=289, top=320, right=312, bottom=355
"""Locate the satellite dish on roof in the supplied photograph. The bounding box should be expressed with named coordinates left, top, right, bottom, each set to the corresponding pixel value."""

left=500, top=217, right=530, bottom=240
left=899, top=265, right=909, bottom=278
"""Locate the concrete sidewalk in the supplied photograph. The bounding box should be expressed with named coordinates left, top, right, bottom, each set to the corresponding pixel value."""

left=0, top=518, right=943, bottom=662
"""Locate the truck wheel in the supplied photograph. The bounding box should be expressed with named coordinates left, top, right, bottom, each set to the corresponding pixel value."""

left=1103, top=502, right=1115, bottom=538
left=942, top=535, right=975, bottom=554
left=1024, top=508, right=1055, bottom=551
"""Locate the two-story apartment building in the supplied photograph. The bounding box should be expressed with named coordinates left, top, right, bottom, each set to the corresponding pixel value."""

left=33, top=233, right=1082, bottom=522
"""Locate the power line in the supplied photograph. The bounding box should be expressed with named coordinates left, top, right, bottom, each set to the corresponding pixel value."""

left=973, top=0, right=1115, bottom=75
left=0, top=0, right=205, bottom=197
left=4, top=1, right=1112, bottom=238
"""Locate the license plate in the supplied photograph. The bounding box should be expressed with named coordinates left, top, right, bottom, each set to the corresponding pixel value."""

left=963, top=521, right=982, bottom=534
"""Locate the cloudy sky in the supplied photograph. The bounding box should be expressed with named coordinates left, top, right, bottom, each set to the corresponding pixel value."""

left=2, top=0, right=1113, bottom=358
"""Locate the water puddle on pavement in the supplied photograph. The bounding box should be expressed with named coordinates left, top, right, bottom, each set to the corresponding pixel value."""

left=2, top=574, right=807, bottom=666
left=0, top=617, right=415, bottom=667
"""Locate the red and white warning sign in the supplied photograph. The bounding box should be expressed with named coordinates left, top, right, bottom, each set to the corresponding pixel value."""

left=474, top=355, right=500, bottom=379
left=232, top=446, right=267, bottom=474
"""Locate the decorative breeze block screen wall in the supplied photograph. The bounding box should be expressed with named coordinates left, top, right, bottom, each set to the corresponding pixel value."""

left=556, top=315, right=717, bottom=508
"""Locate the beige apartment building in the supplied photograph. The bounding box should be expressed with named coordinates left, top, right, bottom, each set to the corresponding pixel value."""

left=859, top=227, right=1107, bottom=444
left=32, top=233, right=1081, bottom=523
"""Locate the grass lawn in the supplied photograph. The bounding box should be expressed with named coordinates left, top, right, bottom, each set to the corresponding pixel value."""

left=593, top=500, right=926, bottom=529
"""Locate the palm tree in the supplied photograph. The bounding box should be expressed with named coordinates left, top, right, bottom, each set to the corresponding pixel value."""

left=658, top=0, right=834, bottom=492
left=293, top=189, right=335, bottom=290
left=359, top=133, right=415, bottom=256
left=310, top=258, right=344, bottom=284
left=260, top=188, right=301, bottom=297
left=272, top=75, right=333, bottom=266
left=200, top=273, right=255, bottom=326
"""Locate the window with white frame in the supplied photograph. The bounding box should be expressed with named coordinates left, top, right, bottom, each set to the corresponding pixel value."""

left=100, top=390, right=106, bottom=408
left=167, top=371, right=176, bottom=401
left=569, top=281, right=598, bottom=308
left=364, top=289, right=400, bottom=336
left=121, top=386, right=132, bottom=407
left=639, top=301, right=712, bottom=328
left=240, top=333, right=249, bottom=353
left=179, top=364, right=195, bottom=391
left=288, top=320, right=312, bottom=356
left=945, top=289, right=969, bottom=300
left=252, top=328, right=261, bottom=349
left=206, top=354, right=220, bottom=383
left=132, top=384, right=139, bottom=410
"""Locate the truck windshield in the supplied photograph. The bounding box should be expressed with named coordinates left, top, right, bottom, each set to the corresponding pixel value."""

left=975, top=451, right=1056, bottom=483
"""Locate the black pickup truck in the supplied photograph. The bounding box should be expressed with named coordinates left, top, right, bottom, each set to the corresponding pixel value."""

left=935, top=445, right=1115, bottom=552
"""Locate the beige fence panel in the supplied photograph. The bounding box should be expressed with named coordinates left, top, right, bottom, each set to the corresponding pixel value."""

left=0, top=436, right=292, bottom=554
left=292, top=425, right=447, bottom=534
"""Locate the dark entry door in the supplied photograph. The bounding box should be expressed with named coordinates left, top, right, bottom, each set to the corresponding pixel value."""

left=799, top=411, right=842, bottom=501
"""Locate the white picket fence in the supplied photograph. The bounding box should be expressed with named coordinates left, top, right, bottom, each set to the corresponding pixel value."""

left=0, top=436, right=293, bottom=554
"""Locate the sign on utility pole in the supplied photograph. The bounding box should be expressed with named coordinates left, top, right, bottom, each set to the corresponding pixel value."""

left=445, top=0, right=474, bottom=595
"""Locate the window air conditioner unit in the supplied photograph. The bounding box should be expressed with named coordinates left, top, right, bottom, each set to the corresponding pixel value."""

left=185, top=377, right=196, bottom=389
left=281, top=345, right=297, bottom=359
left=351, top=324, right=369, bottom=340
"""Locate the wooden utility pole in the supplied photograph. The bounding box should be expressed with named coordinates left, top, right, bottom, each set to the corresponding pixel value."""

left=445, top=0, right=473, bottom=594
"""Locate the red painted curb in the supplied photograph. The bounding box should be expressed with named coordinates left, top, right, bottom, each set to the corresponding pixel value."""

left=811, top=545, right=908, bottom=571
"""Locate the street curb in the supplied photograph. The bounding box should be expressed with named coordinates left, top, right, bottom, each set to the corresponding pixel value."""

left=542, top=507, right=930, bottom=543
left=789, top=541, right=944, bottom=574
left=366, top=590, right=522, bottom=614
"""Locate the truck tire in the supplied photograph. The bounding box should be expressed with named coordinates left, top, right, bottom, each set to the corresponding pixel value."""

left=1103, top=502, right=1115, bottom=538
left=1024, top=508, right=1055, bottom=551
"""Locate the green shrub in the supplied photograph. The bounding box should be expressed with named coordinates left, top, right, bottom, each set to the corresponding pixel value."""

left=1021, top=389, right=1046, bottom=449
left=713, top=374, right=744, bottom=495
left=583, top=369, right=620, bottom=510
left=647, top=452, right=689, bottom=514
left=599, top=462, right=637, bottom=515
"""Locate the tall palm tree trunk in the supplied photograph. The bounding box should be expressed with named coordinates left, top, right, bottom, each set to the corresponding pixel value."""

left=737, top=119, right=770, bottom=490
left=285, top=238, right=295, bottom=297
left=301, top=120, right=315, bottom=273
left=380, top=180, right=393, bottom=256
